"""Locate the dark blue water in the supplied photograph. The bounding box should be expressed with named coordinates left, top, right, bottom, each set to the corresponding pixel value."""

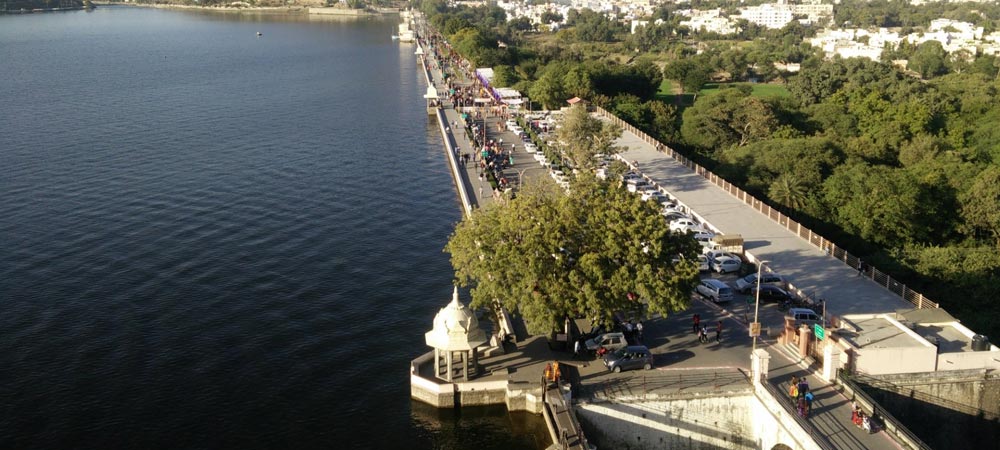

left=0, top=7, right=547, bottom=449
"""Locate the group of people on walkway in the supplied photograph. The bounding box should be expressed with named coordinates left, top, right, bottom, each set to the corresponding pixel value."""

left=692, top=314, right=723, bottom=343
left=851, top=401, right=880, bottom=433
left=789, top=375, right=815, bottom=418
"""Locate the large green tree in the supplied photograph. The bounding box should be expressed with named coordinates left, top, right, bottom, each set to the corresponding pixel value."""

left=557, top=104, right=623, bottom=170
left=680, top=87, right=780, bottom=151
left=445, top=178, right=701, bottom=333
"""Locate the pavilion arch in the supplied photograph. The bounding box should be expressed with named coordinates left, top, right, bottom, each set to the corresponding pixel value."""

left=770, top=444, right=793, bottom=450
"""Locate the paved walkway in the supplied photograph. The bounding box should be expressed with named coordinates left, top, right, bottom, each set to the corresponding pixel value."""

left=418, top=36, right=547, bottom=213
left=612, top=126, right=917, bottom=322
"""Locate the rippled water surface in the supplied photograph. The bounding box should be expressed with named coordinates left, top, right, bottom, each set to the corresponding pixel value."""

left=0, top=7, right=547, bottom=449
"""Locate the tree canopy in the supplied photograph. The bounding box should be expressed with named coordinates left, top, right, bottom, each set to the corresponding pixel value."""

left=556, top=105, right=623, bottom=170
left=445, top=177, right=701, bottom=333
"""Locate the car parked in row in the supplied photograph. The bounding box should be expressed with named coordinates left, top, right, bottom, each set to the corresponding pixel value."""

left=670, top=218, right=702, bottom=233
left=696, top=279, right=734, bottom=302
left=735, top=273, right=787, bottom=293
left=748, top=285, right=795, bottom=303
left=712, top=256, right=742, bottom=274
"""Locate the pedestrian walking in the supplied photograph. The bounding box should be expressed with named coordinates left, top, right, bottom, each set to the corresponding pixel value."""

left=857, top=259, right=864, bottom=276
left=635, top=321, right=644, bottom=342
left=716, top=320, right=723, bottom=342
left=573, top=339, right=581, bottom=359
left=804, top=390, right=814, bottom=415
left=699, top=326, right=709, bottom=343
left=692, top=313, right=700, bottom=334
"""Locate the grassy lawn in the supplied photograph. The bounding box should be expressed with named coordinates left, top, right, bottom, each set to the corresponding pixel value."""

left=699, top=82, right=791, bottom=98
left=655, top=79, right=674, bottom=100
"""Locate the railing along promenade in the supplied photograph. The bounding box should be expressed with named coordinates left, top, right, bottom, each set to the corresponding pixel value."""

left=592, top=106, right=939, bottom=310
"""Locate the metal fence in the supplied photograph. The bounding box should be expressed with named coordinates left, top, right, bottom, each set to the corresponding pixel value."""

left=592, top=106, right=939, bottom=310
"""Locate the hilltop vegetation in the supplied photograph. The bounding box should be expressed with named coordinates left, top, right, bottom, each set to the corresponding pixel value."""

left=417, top=0, right=1000, bottom=338
left=3, top=0, right=83, bottom=11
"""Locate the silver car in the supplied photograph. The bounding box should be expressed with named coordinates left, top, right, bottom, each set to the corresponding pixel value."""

left=696, top=279, right=734, bottom=302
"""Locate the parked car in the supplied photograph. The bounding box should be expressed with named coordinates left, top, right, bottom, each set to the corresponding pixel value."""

left=622, top=172, right=642, bottom=182
left=662, top=211, right=690, bottom=222
left=627, top=179, right=652, bottom=193
left=697, top=254, right=709, bottom=272
left=524, top=143, right=537, bottom=153
left=642, top=191, right=668, bottom=203
left=704, top=250, right=741, bottom=262
left=712, top=256, right=742, bottom=274
left=696, top=279, right=734, bottom=302
left=787, top=308, right=822, bottom=328
left=736, top=273, right=787, bottom=293
left=748, top=285, right=794, bottom=303
left=603, top=345, right=654, bottom=373
left=585, top=332, right=628, bottom=353
left=692, top=232, right=715, bottom=245
left=669, top=218, right=701, bottom=232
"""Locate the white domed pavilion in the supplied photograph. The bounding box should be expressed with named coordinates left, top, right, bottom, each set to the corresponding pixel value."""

left=424, top=287, right=487, bottom=382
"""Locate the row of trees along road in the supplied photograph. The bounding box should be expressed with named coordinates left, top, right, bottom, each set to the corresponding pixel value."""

left=420, top=0, right=1000, bottom=339
left=446, top=107, right=701, bottom=334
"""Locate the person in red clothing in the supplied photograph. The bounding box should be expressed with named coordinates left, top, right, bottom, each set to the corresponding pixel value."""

left=716, top=321, right=723, bottom=342
left=693, top=314, right=701, bottom=333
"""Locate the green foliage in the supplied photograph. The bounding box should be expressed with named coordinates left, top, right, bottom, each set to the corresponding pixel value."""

left=446, top=177, right=701, bottom=333
left=680, top=87, right=780, bottom=151
left=960, top=166, right=1000, bottom=245
left=664, top=57, right=711, bottom=97
left=822, top=163, right=944, bottom=246
left=909, top=40, right=949, bottom=79
left=556, top=105, right=623, bottom=170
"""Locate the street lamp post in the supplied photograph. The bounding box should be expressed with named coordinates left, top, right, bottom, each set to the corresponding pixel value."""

left=751, top=260, right=768, bottom=352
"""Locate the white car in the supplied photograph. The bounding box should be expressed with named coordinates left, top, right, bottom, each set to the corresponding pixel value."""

left=669, top=219, right=701, bottom=232
left=712, top=256, right=742, bottom=274
left=697, top=254, right=709, bottom=272
left=705, top=250, right=741, bottom=262
left=524, top=143, right=537, bottom=153
left=642, top=191, right=668, bottom=202
left=627, top=180, right=652, bottom=193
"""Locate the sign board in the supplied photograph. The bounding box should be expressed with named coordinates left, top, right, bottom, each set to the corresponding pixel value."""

left=750, top=322, right=761, bottom=337
left=814, top=324, right=825, bottom=340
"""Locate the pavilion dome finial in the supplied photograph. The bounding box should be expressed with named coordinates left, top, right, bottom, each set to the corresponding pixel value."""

left=425, top=287, right=487, bottom=351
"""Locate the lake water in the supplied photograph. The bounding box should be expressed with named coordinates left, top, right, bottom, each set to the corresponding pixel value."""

left=0, top=7, right=547, bottom=449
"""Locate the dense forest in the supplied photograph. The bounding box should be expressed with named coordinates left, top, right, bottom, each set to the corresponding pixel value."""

left=416, top=0, right=1000, bottom=339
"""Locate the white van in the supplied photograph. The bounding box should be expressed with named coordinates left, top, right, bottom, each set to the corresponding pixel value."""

left=788, top=308, right=822, bottom=327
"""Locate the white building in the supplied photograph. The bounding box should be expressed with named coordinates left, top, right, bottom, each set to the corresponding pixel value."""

left=738, top=4, right=794, bottom=29
left=904, top=19, right=984, bottom=57
left=808, top=28, right=902, bottom=61
left=678, top=8, right=738, bottom=35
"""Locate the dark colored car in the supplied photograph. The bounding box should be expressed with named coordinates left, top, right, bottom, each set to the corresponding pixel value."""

left=749, top=285, right=794, bottom=303
left=603, top=345, right=654, bottom=373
